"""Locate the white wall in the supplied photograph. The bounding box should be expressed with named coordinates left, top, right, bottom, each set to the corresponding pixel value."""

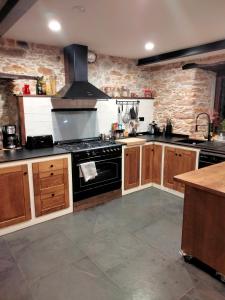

left=23, top=97, right=155, bottom=140
left=96, top=99, right=155, bottom=134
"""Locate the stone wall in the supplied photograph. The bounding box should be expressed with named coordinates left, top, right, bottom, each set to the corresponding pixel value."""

left=149, top=62, right=216, bottom=135
left=0, top=37, right=224, bottom=136
left=88, top=54, right=150, bottom=97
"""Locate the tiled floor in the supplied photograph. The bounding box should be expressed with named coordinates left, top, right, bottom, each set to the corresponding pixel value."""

left=1, top=187, right=225, bottom=300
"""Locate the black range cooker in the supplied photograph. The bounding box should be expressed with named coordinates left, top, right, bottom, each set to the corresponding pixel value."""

left=56, top=138, right=122, bottom=201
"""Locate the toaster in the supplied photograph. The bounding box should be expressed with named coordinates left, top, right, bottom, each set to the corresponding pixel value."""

left=26, top=135, right=53, bottom=149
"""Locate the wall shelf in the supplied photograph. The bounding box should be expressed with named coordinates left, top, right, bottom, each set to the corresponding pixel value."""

left=51, top=108, right=97, bottom=112
left=0, top=73, right=37, bottom=80
left=112, top=97, right=155, bottom=100
left=15, top=94, right=53, bottom=97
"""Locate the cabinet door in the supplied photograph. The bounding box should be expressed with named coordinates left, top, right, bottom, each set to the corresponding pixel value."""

left=163, top=147, right=177, bottom=189
left=124, top=147, right=140, bottom=190
left=141, top=144, right=153, bottom=185
left=0, top=165, right=31, bottom=228
left=33, top=158, right=69, bottom=216
left=152, top=144, right=162, bottom=184
left=175, top=149, right=196, bottom=192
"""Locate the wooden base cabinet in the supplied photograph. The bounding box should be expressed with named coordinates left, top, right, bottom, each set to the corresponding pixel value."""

left=142, top=144, right=162, bottom=185
left=182, top=186, right=225, bottom=275
left=124, top=147, right=140, bottom=190
left=163, top=147, right=196, bottom=192
left=0, top=165, right=31, bottom=228
left=33, top=158, right=69, bottom=216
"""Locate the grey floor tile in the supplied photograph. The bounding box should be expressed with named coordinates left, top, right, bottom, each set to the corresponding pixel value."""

left=0, top=266, right=33, bottom=300
left=78, top=228, right=149, bottom=272
left=107, top=251, right=200, bottom=300
left=0, top=239, right=16, bottom=281
left=30, top=257, right=128, bottom=300
left=4, top=220, right=60, bottom=254
left=180, top=261, right=225, bottom=297
left=0, top=239, right=32, bottom=300
left=1, top=187, right=224, bottom=300
left=135, top=218, right=182, bottom=259
left=9, top=231, right=85, bottom=281
left=54, top=212, right=105, bottom=243
left=180, top=282, right=225, bottom=300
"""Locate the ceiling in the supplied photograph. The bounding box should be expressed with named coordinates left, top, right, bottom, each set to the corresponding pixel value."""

left=4, top=0, right=225, bottom=59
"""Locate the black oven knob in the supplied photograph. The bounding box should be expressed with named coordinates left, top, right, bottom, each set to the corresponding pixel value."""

left=86, top=151, right=90, bottom=157
left=91, top=151, right=96, bottom=156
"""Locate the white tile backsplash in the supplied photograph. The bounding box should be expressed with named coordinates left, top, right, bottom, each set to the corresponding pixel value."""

left=23, top=97, right=53, bottom=138
left=23, top=97, right=155, bottom=141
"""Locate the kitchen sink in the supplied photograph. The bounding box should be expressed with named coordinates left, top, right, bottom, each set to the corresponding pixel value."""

left=177, top=138, right=206, bottom=145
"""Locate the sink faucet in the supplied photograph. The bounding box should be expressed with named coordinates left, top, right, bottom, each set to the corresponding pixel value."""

left=195, top=112, right=212, bottom=141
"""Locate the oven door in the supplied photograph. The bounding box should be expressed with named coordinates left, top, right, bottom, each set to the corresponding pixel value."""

left=72, top=155, right=122, bottom=201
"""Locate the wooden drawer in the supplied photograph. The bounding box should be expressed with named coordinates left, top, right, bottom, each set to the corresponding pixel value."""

left=33, top=158, right=69, bottom=217
left=40, top=172, right=64, bottom=189
left=38, top=159, right=64, bottom=172
left=41, top=194, right=65, bottom=210
left=40, top=185, right=65, bottom=200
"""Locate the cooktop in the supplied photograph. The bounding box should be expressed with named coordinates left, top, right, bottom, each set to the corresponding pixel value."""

left=56, top=138, right=117, bottom=152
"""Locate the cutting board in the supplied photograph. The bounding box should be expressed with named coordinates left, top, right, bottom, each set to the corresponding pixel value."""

left=116, top=138, right=146, bottom=146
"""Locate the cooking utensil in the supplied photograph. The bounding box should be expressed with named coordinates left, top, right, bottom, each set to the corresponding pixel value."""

left=135, top=103, right=139, bottom=120
left=122, top=104, right=130, bottom=124
left=130, top=106, right=137, bottom=119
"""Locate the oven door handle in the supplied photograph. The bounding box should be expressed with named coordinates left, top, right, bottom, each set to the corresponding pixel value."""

left=76, top=156, right=121, bottom=167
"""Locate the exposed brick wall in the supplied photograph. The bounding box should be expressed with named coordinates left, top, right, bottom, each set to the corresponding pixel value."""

left=149, top=62, right=216, bottom=135
left=88, top=54, right=150, bottom=96
left=0, top=37, right=224, bottom=136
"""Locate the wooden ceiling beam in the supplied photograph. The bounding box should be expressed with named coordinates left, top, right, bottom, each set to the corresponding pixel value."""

left=137, top=39, right=225, bottom=66
left=0, top=0, right=38, bottom=36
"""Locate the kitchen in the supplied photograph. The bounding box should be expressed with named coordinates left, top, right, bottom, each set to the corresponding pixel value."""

left=1, top=1, right=225, bottom=299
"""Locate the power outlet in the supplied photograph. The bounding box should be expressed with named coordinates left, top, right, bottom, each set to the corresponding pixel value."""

left=139, top=117, right=144, bottom=121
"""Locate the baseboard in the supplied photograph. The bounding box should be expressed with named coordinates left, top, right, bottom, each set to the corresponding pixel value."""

left=73, top=189, right=122, bottom=212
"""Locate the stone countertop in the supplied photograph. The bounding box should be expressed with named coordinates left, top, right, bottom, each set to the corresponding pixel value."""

left=2, top=134, right=225, bottom=164
left=174, top=161, right=225, bottom=197
left=126, top=134, right=225, bottom=154
left=0, top=146, right=70, bottom=164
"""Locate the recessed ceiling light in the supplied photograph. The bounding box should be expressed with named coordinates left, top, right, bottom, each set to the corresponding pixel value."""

left=48, top=20, right=61, bottom=32
left=72, top=5, right=86, bottom=13
left=145, top=42, right=155, bottom=51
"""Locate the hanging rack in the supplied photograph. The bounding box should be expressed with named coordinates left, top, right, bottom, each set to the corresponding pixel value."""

left=116, top=100, right=140, bottom=105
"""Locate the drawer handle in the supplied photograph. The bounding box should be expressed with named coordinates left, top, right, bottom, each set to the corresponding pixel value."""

left=50, top=172, right=54, bottom=176
left=52, top=193, right=55, bottom=197
left=50, top=164, right=54, bottom=168
left=179, top=154, right=182, bottom=157
left=175, top=153, right=177, bottom=156
left=24, top=172, right=27, bottom=175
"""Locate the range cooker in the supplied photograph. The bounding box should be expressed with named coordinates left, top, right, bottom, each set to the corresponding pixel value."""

left=56, top=138, right=122, bottom=201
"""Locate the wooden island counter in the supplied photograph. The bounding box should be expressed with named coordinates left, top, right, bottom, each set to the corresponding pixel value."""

left=174, top=162, right=225, bottom=280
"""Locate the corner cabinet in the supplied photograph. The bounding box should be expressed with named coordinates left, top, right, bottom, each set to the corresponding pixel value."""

left=0, top=165, right=31, bottom=228
left=163, top=146, right=196, bottom=192
left=141, top=144, right=162, bottom=185
left=124, top=147, right=140, bottom=190
left=32, top=158, right=69, bottom=216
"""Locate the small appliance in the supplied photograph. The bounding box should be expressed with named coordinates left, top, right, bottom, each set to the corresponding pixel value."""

left=26, top=135, right=53, bottom=149
left=148, top=121, right=160, bottom=135
left=2, top=125, right=19, bottom=149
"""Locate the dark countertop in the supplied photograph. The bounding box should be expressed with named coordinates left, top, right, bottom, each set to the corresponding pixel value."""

left=0, top=146, right=70, bottom=164
left=125, top=134, right=225, bottom=155
left=1, top=134, right=225, bottom=164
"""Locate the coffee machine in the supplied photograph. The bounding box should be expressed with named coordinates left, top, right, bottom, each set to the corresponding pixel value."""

left=2, top=125, right=19, bottom=149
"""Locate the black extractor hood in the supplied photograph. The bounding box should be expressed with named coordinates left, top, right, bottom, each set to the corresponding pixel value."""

left=56, top=44, right=110, bottom=100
